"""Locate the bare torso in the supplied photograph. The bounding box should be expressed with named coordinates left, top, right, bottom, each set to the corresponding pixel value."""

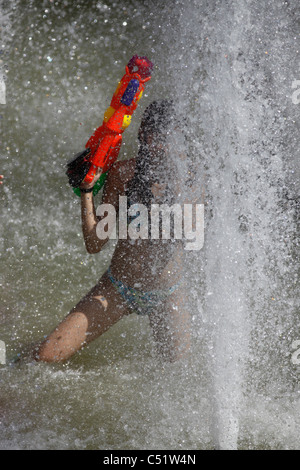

left=103, top=158, right=183, bottom=290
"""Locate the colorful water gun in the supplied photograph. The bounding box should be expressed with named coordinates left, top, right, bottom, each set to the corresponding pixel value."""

left=66, top=55, right=153, bottom=196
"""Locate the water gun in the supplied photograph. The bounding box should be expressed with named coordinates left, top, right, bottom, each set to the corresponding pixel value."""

left=66, top=55, right=153, bottom=196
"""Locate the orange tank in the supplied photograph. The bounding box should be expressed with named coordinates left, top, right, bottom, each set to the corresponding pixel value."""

left=83, top=55, right=153, bottom=184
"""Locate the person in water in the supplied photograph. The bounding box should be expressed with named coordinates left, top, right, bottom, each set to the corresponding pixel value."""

left=34, top=100, right=191, bottom=363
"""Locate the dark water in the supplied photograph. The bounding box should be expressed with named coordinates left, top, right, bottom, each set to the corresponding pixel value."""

left=0, top=0, right=299, bottom=450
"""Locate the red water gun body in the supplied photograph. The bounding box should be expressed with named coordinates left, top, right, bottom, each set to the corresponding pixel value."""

left=83, top=56, right=153, bottom=185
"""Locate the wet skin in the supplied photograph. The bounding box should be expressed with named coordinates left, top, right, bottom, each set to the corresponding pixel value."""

left=35, top=139, right=191, bottom=363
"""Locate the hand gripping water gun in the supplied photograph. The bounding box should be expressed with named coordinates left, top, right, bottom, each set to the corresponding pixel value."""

left=66, top=55, right=153, bottom=196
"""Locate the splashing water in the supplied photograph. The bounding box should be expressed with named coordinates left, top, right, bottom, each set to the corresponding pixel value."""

left=0, top=0, right=299, bottom=450
left=169, top=0, right=299, bottom=449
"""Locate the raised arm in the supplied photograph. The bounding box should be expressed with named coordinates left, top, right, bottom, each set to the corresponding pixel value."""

left=80, top=160, right=134, bottom=254
left=80, top=167, right=119, bottom=254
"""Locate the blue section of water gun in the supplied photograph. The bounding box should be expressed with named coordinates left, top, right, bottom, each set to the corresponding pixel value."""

left=121, top=79, right=140, bottom=106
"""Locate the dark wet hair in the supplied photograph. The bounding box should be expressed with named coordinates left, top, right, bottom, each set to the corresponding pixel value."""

left=126, top=100, right=176, bottom=206
left=138, top=99, right=175, bottom=144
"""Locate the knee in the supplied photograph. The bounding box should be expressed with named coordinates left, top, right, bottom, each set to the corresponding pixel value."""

left=33, top=337, right=80, bottom=363
left=33, top=341, right=63, bottom=363
left=34, top=312, right=89, bottom=362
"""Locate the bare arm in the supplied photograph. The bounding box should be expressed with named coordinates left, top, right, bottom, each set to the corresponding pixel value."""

left=80, top=161, right=134, bottom=254
left=80, top=190, right=104, bottom=254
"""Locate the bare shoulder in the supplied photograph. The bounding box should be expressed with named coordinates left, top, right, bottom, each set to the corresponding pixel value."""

left=108, top=158, right=136, bottom=184
left=101, top=159, right=136, bottom=205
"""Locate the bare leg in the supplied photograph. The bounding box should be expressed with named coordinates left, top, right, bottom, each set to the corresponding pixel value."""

left=149, top=288, right=191, bottom=362
left=35, top=273, right=129, bottom=362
